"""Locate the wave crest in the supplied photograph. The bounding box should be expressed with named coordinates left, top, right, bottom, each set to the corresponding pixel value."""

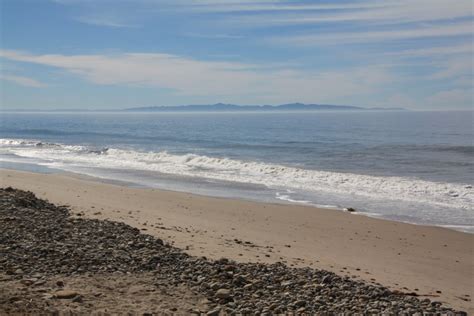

left=1, top=138, right=473, bottom=211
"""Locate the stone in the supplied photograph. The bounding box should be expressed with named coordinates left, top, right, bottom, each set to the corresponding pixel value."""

left=54, top=290, right=79, bottom=299
left=0, top=188, right=464, bottom=315
left=206, top=308, right=221, bottom=316
left=215, top=288, right=231, bottom=299
left=294, top=300, right=307, bottom=307
left=321, top=275, right=332, bottom=284
left=243, top=283, right=253, bottom=290
left=20, top=279, right=35, bottom=286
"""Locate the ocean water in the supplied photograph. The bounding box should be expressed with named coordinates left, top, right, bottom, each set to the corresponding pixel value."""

left=0, top=111, right=473, bottom=232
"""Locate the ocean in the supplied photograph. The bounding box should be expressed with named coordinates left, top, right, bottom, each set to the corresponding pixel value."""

left=0, top=110, right=472, bottom=232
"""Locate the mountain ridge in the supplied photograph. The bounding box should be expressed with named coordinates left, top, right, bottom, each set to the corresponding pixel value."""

left=124, top=103, right=406, bottom=112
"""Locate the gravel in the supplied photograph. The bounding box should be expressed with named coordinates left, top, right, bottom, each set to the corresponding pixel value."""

left=0, top=187, right=466, bottom=315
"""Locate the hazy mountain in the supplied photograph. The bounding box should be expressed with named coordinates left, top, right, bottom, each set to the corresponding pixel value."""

left=125, top=103, right=406, bottom=112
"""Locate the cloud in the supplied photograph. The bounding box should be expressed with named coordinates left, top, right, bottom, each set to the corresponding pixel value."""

left=0, top=74, right=47, bottom=88
left=76, top=16, right=140, bottom=28
left=221, top=0, right=472, bottom=24
left=272, top=21, right=473, bottom=45
left=181, top=1, right=390, bottom=13
left=55, top=0, right=473, bottom=23
left=0, top=49, right=394, bottom=103
left=430, top=57, right=473, bottom=81
left=54, top=0, right=473, bottom=55
left=183, top=32, right=243, bottom=39
left=388, top=43, right=473, bottom=57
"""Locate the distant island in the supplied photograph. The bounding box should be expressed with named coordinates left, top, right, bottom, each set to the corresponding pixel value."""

left=125, top=103, right=406, bottom=112
left=0, top=103, right=407, bottom=112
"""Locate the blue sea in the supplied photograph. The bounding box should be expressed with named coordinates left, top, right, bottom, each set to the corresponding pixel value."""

left=0, top=110, right=473, bottom=232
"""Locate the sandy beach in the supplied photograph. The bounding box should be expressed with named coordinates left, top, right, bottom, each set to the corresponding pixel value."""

left=1, top=168, right=473, bottom=313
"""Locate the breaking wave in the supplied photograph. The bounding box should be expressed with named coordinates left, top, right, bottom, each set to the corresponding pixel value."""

left=1, top=138, right=473, bottom=213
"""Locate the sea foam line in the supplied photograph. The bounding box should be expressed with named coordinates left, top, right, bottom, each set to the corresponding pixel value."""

left=1, top=138, right=473, bottom=211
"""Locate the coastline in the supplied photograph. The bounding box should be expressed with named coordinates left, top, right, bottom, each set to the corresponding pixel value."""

left=1, top=168, right=473, bottom=312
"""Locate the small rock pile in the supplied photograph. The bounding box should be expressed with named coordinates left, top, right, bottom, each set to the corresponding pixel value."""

left=0, top=188, right=466, bottom=314
left=0, top=187, right=166, bottom=275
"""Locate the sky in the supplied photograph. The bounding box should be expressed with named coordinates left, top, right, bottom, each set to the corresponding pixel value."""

left=0, top=0, right=472, bottom=110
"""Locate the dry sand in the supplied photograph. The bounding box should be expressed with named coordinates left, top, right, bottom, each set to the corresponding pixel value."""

left=1, top=272, right=208, bottom=314
left=1, top=169, right=472, bottom=313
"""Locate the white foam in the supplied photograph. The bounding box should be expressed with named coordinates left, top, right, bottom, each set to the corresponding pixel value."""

left=275, top=192, right=312, bottom=204
left=1, top=138, right=473, bottom=213
left=0, top=139, right=41, bottom=146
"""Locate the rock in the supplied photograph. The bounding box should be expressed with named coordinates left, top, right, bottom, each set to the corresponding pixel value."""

left=321, top=275, right=332, bottom=284
left=206, top=308, right=221, bottom=316
left=268, top=303, right=279, bottom=310
left=294, top=300, right=307, bottom=307
left=199, top=298, right=211, bottom=305
left=243, top=283, right=253, bottom=290
left=20, top=279, right=35, bottom=286
left=14, top=268, right=24, bottom=275
left=215, top=288, right=231, bottom=299
left=210, top=282, right=222, bottom=290
left=34, top=280, right=47, bottom=286
left=54, top=290, right=79, bottom=299
left=0, top=188, right=464, bottom=315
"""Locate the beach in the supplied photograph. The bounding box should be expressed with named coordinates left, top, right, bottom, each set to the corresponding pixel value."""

left=3, top=0, right=473, bottom=313
left=1, top=168, right=472, bottom=313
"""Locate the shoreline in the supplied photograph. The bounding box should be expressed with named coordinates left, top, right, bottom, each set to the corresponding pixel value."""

left=2, top=162, right=472, bottom=234
left=1, top=168, right=473, bottom=312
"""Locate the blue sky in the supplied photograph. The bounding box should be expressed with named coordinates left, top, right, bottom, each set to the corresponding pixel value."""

left=0, top=0, right=472, bottom=110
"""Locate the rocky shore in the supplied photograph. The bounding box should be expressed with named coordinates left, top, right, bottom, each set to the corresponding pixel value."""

left=0, top=187, right=466, bottom=315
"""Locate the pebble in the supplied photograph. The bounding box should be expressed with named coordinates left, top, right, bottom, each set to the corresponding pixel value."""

left=206, top=308, right=221, bottom=316
left=215, top=288, right=231, bottom=299
left=0, top=188, right=465, bottom=315
left=54, top=290, right=79, bottom=299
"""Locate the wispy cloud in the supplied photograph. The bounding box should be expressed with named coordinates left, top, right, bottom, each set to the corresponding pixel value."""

left=0, top=74, right=47, bottom=88
left=11, top=0, right=473, bottom=109
left=430, top=57, right=473, bottom=81
left=388, top=43, right=473, bottom=57
left=76, top=16, right=140, bottom=28
left=0, top=49, right=395, bottom=103
left=225, top=0, right=472, bottom=24
left=272, top=21, right=473, bottom=45
left=183, top=32, right=243, bottom=39
left=54, top=0, right=473, bottom=50
left=180, top=1, right=390, bottom=13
